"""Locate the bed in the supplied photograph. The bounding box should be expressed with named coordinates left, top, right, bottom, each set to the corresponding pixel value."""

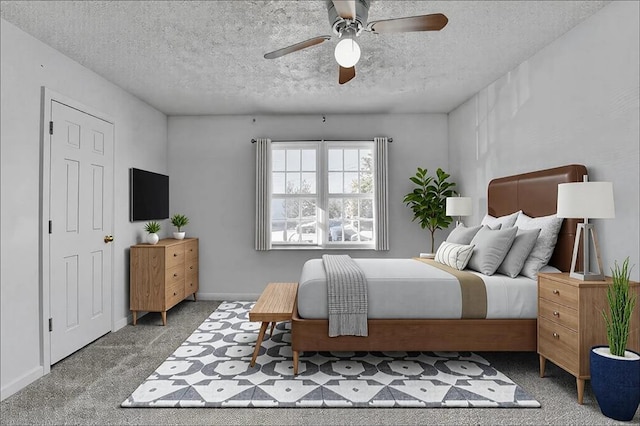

left=291, top=164, right=588, bottom=373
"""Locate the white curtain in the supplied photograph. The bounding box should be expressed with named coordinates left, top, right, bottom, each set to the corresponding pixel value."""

left=374, top=137, right=390, bottom=250
left=255, top=138, right=271, bottom=250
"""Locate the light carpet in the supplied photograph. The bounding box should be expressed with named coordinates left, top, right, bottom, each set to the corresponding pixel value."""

left=121, top=301, right=541, bottom=408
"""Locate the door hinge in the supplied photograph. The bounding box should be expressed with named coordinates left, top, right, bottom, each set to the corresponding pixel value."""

left=49, top=121, right=53, bottom=135
left=48, top=318, right=53, bottom=332
left=49, top=220, right=52, bottom=234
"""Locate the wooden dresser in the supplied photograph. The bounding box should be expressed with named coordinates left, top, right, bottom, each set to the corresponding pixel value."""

left=537, top=272, right=640, bottom=404
left=130, top=238, right=199, bottom=326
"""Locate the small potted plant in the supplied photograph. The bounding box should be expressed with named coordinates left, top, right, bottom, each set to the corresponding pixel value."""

left=590, top=257, right=639, bottom=421
left=171, top=213, right=189, bottom=240
left=403, top=167, right=457, bottom=255
left=144, top=221, right=161, bottom=245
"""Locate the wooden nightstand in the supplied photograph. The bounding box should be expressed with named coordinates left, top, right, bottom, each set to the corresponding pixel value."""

left=537, top=272, right=640, bottom=404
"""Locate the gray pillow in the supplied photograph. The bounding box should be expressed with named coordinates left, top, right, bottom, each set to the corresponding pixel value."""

left=446, top=224, right=482, bottom=245
left=515, top=213, right=564, bottom=279
left=467, top=225, right=518, bottom=275
left=497, top=228, right=542, bottom=278
left=481, top=210, right=521, bottom=229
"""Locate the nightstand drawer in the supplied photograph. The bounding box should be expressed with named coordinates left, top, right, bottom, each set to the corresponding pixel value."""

left=538, top=317, right=579, bottom=372
left=539, top=278, right=579, bottom=307
left=539, top=299, right=578, bottom=331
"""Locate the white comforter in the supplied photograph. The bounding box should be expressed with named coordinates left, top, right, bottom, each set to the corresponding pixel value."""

left=297, top=258, right=557, bottom=320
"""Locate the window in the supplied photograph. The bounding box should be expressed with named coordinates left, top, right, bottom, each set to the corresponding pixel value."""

left=256, top=139, right=388, bottom=250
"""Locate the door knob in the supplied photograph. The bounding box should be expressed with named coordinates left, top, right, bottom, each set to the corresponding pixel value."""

left=104, top=235, right=114, bottom=243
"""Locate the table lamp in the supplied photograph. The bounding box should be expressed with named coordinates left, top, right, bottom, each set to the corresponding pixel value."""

left=557, top=177, right=615, bottom=281
left=446, top=196, right=472, bottom=227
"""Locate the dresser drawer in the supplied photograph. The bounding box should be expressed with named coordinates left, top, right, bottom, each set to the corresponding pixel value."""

left=539, top=299, right=579, bottom=331
left=185, top=274, right=198, bottom=295
left=165, top=280, right=184, bottom=308
left=165, top=245, right=185, bottom=268
left=186, top=258, right=197, bottom=274
left=538, top=316, right=579, bottom=373
left=185, top=239, right=198, bottom=260
left=539, top=278, right=579, bottom=307
left=166, top=264, right=184, bottom=286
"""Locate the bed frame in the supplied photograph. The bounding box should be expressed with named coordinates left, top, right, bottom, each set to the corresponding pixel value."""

left=291, top=164, right=588, bottom=372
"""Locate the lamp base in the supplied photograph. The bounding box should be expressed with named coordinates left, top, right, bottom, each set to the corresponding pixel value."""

left=570, top=271, right=604, bottom=281
left=569, top=223, right=605, bottom=281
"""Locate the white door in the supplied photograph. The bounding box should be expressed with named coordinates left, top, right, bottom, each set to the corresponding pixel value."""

left=49, top=100, right=114, bottom=364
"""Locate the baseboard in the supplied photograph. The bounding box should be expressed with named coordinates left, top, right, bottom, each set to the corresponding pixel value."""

left=1, top=365, right=43, bottom=401
left=113, top=315, right=129, bottom=331
left=196, top=292, right=260, bottom=302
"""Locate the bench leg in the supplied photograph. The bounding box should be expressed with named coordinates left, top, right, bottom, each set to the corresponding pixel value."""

left=269, top=321, right=276, bottom=336
left=293, top=350, right=299, bottom=375
left=251, top=322, right=269, bottom=367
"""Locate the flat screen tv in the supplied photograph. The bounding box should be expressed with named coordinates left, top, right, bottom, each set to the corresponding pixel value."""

left=129, top=168, right=169, bottom=221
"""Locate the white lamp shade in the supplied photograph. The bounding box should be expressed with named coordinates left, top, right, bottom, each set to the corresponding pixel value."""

left=334, top=38, right=361, bottom=68
left=557, top=182, right=615, bottom=219
left=446, top=197, right=472, bottom=217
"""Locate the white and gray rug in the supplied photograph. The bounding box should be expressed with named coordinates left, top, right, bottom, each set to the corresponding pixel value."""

left=121, top=301, right=540, bottom=408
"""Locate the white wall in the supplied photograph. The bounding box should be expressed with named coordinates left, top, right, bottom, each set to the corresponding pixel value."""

left=448, top=1, right=640, bottom=280
left=168, top=114, right=448, bottom=298
left=0, top=19, right=168, bottom=400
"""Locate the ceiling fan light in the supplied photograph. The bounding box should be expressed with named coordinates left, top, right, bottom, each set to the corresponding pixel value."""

left=334, top=38, right=361, bottom=68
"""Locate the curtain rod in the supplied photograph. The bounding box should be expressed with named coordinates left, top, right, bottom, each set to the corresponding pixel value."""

left=251, top=138, right=392, bottom=143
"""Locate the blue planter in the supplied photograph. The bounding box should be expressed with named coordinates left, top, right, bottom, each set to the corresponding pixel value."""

left=590, top=346, right=640, bottom=421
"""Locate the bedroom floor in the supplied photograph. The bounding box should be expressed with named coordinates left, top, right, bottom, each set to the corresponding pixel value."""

left=1, top=300, right=636, bottom=425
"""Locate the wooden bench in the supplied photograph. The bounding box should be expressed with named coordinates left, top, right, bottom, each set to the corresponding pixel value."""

left=249, top=282, right=298, bottom=367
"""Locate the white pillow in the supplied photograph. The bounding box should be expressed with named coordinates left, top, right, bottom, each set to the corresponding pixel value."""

left=466, top=225, right=518, bottom=275
left=435, top=242, right=475, bottom=270
left=515, top=213, right=564, bottom=279
left=497, top=227, right=542, bottom=278
left=446, top=224, right=482, bottom=245
left=481, top=210, right=521, bottom=229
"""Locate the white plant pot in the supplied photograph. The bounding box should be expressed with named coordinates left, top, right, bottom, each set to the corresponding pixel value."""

left=147, top=233, right=159, bottom=245
left=173, top=232, right=185, bottom=240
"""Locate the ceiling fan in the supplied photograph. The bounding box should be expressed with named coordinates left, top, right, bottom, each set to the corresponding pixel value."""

left=263, top=0, right=448, bottom=85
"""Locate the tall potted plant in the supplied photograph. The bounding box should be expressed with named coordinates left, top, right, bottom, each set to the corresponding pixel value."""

left=403, top=167, right=457, bottom=254
left=590, top=257, right=639, bottom=421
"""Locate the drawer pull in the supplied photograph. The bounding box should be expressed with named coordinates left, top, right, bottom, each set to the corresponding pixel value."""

left=173, top=292, right=177, bottom=296
left=552, top=289, right=559, bottom=295
left=190, top=266, right=193, bottom=270
left=553, top=311, right=560, bottom=317
left=553, top=332, right=559, bottom=339
left=174, top=253, right=178, bottom=257
left=173, top=273, right=178, bottom=277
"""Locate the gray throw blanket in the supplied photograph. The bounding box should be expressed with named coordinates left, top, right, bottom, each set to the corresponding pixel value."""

left=322, top=254, right=368, bottom=337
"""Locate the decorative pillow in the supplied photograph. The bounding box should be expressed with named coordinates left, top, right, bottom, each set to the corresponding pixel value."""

left=497, top=228, right=542, bottom=278
left=515, top=213, right=564, bottom=279
left=435, top=242, right=475, bottom=270
left=446, top=224, right=482, bottom=245
left=481, top=210, right=521, bottom=230
left=466, top=225, right=518, bottom=276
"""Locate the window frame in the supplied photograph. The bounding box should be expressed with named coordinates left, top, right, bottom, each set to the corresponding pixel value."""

left=270, top=140, right=376, bottom=250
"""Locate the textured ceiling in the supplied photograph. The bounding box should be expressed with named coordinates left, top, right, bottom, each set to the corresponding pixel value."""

left=1, top=1, right=609, bottom=115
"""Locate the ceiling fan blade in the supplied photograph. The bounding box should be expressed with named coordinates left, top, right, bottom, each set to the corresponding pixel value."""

left=264, top=36, right=332, bottom=59
left=339, top=66, right=356, bottom=85
left=332, top=0, right=356, bottom=20
left=368, top=13, right=448, bottom=34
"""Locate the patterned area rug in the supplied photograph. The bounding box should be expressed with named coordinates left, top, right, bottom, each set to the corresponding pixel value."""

left=121, top=301, right=540, bottom=408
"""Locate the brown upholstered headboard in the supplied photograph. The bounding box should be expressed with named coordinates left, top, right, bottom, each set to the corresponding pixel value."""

left=487, top=164, right=587, bottom=272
